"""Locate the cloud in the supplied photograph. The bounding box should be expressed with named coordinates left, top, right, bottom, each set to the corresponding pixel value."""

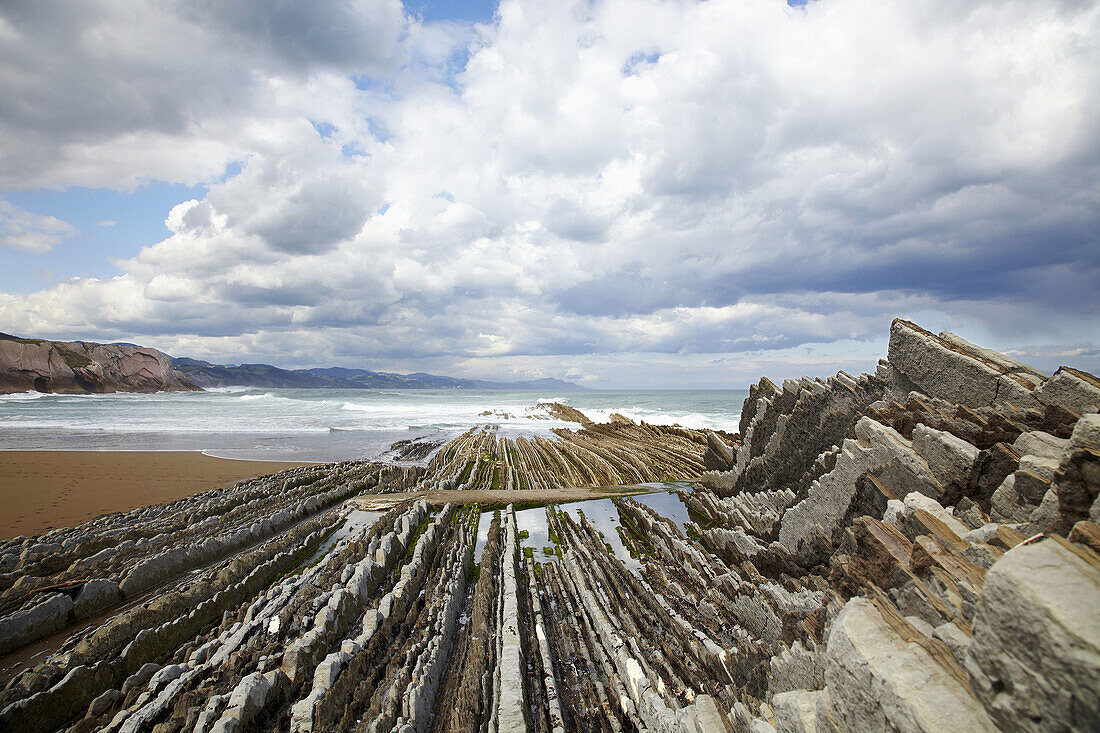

left=0, top=200, right=76, bottom=253
left=95, top=220, right=117, bottom=227
left=1, top=0, right=1098, bottom=385
left=0, top=0, right=405, bottom=190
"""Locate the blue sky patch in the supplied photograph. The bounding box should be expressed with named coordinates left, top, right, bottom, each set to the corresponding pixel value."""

left=1, top=183, right=205, bottom=294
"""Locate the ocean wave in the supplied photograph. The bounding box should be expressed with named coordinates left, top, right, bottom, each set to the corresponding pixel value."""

left=2, top=387, right=746, bottom=444
left=536, top=396, right=572, bottom=405
left=237, top=393, right=276, bottom=402
left=0, top=391, right=46, bottom=402
left=582, top=407, right=740, bottom=432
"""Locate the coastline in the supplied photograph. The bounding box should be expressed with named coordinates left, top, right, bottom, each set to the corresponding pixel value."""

left=0, top=451, right=318, bottom=539
left=0, top=321, right=1096, bottom=731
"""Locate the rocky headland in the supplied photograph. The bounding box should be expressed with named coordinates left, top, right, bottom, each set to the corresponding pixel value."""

left=0, top=318, right=1098, bottom=732
left=0, top=333, right=583, bottom=394
left=0, top=336, right=198, bottom=395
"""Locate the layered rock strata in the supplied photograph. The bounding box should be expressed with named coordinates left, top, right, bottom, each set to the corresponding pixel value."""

left=410, top=415, right=707, bottom=493
left=0, top=318, right=1097, bottom=732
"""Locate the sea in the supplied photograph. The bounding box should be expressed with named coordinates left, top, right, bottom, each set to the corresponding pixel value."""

left=0, top=388, right=748, bottom=462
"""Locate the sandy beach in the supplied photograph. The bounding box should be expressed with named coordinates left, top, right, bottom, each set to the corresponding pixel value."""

left=0, top=451, right=317, bottom=539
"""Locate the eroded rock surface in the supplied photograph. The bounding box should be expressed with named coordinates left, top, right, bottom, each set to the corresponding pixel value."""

left=0, top=318, right=1097, bottom=733
left=0, top=336, right=199, bottom=394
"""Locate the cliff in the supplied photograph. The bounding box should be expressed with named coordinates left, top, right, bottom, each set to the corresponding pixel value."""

left=0, top=335, right=199, bottom=394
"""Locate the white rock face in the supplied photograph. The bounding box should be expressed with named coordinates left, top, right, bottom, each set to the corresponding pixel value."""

left=1034, top=367, right=1100, bottom=415
left=912, top=424, right=979, bottom=488
left=886, top=319, right=1042, bottom=409
left=965, top=538, right=1100, bottom=732
left=824, top=597, right=997, bottom=733
left=495, top=507, right=528, bottom=732
left=1070, top=413, right=1100, bottom=448
left=902, top=492, right=971, bottom=539
left=1012, top=431, right=1069, bottom=461
left=771, top=689, right=822, bottom=733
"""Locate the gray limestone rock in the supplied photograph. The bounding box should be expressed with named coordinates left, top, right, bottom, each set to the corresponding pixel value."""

left=122, top=662, right=161, bottom=695
left=885, top=319, right=1041, bottom=410
left=904, top=615, right=934, bottom=638
left=68, top=546, right=117, bottom=573
left=965, top=538, right=1100, bottom=732
left=1069, top=413, right=1100, bottom=448
left=1013, top=430, right=1069, bottom=461
left=119, top=547, right=189, bottom=597
left=1051, top=414, right=1100, bottom=532
left=933, top=622, right=972, bottom=667
left=954, top=497, right=988, bottom=530
left=87, top=688, right=121, bottom=718
left=779, top=417, right=939, bottom=558
left=991, top=475, right=1032, bottom=524
left=901, top=492, right=971, bottom=539
left=1028, top=488, right=1063, bottom=534
left=824, top=597, right=996, bottom=732
left=912, top=424, right=978, bottom=489
left=699, top=470, right=737, bottom=495
left=1034, top=367, right=1100, bottom=415
left=966, top=442, right=1022, bottom=513
left=705, top=431, right=737, bottom=471
left=216, top=670, right=274, bottom=730
left=0, top=592, right=73, bottom=655
left=1019, top=454, right=1059, bottom=483
left=771, top=689, right=823, bottom=733
left=73, top=578, right=120, bottom=618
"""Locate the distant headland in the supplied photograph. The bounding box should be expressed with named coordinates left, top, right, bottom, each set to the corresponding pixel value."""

left=0, top=333, right=584, bottom=394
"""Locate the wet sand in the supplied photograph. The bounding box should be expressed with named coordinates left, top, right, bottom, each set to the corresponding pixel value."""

left=0, top=451, right=317, bottom=539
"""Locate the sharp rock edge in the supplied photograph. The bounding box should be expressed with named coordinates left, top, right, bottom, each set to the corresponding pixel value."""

left=0, top=317, right=1097, bottom=733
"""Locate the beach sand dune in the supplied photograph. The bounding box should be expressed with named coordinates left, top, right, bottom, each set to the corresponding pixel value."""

left=0, top=451, right=315, bottom=539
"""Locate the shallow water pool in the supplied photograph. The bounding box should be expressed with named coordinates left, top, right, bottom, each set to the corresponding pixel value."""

left=470, top=483, right=695, bottom=571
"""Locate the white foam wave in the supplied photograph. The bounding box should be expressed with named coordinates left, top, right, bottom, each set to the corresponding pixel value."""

left=0, top=391, right=46, bottom=402
left=237, top=393, right=275, bottom=402
left=581, top=407, right=740, bottom=432
left=1, top=388, right=745, bottom=443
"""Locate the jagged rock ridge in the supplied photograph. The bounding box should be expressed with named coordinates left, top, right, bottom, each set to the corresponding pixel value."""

left=0, top=317, right=1097, bottom=733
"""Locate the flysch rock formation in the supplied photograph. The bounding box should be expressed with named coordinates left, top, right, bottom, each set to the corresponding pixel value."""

left=0, top=317, right=1097, bottom=732
left=0, top=337, right=199, bottom=394
left=405, top=415, right=710, bottom=493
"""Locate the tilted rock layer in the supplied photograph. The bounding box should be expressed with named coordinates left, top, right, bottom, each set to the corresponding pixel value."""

left=0, top=337, right=199, bottom=394
left=0, top=317, right=1097, bottom=732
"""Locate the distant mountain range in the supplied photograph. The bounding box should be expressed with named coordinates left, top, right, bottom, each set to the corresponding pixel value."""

left=0, top=332, right=585, bottom=393
left=169, top=357, right=584, bottom=390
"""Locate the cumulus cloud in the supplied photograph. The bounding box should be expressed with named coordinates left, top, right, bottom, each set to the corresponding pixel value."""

left=0, top=200, right=76, bottom=253
left=1, top=0, right=1098, bottom=385
left=0, top=0, right=404, bottom=189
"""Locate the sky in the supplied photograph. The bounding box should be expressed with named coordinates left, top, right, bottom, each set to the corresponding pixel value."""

left=0, top=0, right=1097, bottom=389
